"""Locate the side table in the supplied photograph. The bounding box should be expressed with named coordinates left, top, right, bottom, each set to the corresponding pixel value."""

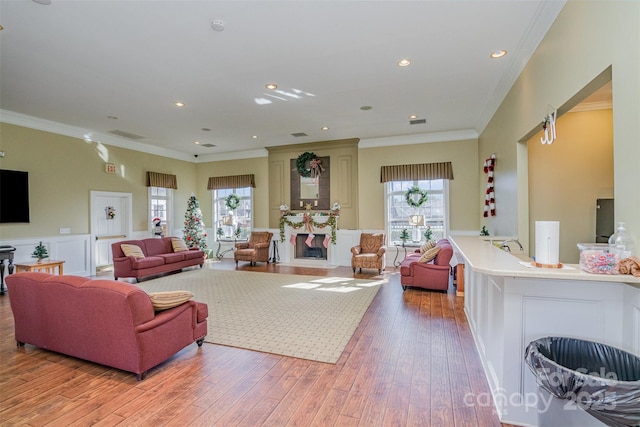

left=0, top=245, right=16, bottom=295
left=392, top=241, right=423, bottom=267
left=15, top=259, right=65, bottom=275
left=215, top=238, right=248, bottom=260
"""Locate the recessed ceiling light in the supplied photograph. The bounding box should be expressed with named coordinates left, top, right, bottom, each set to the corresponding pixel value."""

left=265, top=83, right=278, bottom=90
left=193, top=141, right=200, bottom=145
left=252, top=135, right=258, bottom=139
left=398, top=59, right=411, bottom=67
left=321, top=126, right=329, bottom=131
left=409, top=114, right=417, bottom=119
left=174, top=101, right=186, bottom=107
left=210, top=20, right=225, bottom=32
left=490, top=50, right=507, bottom=59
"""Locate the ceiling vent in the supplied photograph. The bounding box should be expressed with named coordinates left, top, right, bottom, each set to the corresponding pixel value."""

left=290, top=132, right=308, bottom=137
left=200, top=143, right=216, bottom=148
left=108, top=129, right=146, bottom=140
left=409, top=119, right=427, bottom=125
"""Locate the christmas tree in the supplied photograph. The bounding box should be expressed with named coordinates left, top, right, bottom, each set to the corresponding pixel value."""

left=31, top=241, right=49, bottom=261
left=182, top=194, right=208, bottom=250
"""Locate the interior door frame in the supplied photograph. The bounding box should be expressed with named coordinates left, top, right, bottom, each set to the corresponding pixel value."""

left=90, top=191, right=133, bottom=276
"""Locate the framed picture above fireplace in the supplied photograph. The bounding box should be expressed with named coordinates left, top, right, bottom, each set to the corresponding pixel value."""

left=290, top=156, right=330, bottom=210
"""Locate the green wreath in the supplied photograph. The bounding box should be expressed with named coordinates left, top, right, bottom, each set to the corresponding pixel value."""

left=404, top=186, right=428, bottom=208
left=225, top=193, right=240, bottom=210
left=296, top=151, right=321, bottom=177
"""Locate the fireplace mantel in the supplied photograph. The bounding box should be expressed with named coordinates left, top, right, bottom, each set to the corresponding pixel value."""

left=281, top=215, right=339, bottom=267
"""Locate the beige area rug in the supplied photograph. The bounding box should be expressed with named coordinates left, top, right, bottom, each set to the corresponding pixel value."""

left=137, top=269, right=384, bottom=363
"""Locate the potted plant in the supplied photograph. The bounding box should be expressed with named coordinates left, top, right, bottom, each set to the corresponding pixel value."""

left=399, top=228, right=410, bottom=244
left=423, top=226, right=433, bottom=241
left=31, top=241, right=49, bottom=263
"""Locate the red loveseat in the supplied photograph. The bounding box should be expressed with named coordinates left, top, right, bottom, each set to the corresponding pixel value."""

left=6, top=272, right=208, bottom=380
left=400, top=238, right=454, bottom=291
left=112, top=237, right=204, bottom=281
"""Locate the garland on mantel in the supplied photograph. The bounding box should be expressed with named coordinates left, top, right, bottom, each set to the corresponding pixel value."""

left=280, top=213, right=338, bottom=244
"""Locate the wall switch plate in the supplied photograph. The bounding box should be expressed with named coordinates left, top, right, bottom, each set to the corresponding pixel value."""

left=59, top=228, right=71, bottom=234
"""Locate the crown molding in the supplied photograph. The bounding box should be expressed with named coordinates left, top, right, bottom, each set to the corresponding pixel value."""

left=0, top=109, right=196, bottom=162
left=569, top=100, right=613, bottom=113
left=359, top=129, right=478, bottom=149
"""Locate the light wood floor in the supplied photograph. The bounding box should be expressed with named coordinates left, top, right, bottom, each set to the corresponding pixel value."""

left=0, top=260, right=514, bottom=426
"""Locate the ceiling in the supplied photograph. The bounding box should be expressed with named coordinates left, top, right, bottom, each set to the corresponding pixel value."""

left=0, top=0, right=566, bottom=162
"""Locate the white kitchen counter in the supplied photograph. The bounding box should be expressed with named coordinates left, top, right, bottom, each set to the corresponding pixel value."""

left=448, top=235, right=640, bottom=426
left=449, top=235, right=640, bottom=288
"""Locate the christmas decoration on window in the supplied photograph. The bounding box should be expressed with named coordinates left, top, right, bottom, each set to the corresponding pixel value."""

left=540, top=108, right=557, bottom=144
left=225, top=193, right=241, bottom=210
left=483, top=154, right=496, bottom=217
left=31, top=241, right=49, bottom=262
left=399, top=228, right=410, bottom=242
left=105, top=206, right=116, bottom=219
left=295, top=151, right=325, bottom=183
left=404, top=186, right=428, bottom=208
left=182, top=194, right=208, bottom=250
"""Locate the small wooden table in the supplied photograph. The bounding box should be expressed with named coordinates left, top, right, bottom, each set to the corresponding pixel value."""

left=15, top=260, right=65, bottom=275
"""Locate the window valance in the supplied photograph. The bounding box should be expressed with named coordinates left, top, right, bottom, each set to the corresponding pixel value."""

left=207, top=174, right=256, bottom=190
left=380, top=162, right=454, bottom=183
left=146, top=171, right=178, bottom=189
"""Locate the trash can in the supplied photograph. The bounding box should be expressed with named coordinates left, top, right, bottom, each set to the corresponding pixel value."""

left=525, top=337, right=640, bottom=427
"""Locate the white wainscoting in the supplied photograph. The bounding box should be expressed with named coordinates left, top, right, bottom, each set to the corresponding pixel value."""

left=0, top=235, right=91, bottom=276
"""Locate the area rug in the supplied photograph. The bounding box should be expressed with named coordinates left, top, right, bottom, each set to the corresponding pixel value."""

left=137, top=269, right=384, bottom=363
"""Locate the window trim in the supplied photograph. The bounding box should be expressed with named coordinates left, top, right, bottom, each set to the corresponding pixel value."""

left=384, top=179, right=450, bottom=243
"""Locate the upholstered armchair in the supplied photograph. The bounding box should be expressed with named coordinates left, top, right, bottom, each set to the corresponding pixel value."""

left=234, top=231, right=273, bottom=266
left=351, top=233, right=387, bottom=274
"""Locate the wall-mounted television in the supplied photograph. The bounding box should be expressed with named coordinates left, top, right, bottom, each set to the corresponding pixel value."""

left=0, top=169, right=30, bottom=223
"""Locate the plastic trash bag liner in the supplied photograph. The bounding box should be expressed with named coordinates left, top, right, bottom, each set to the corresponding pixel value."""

left=525, top=337, right=640, bottom=427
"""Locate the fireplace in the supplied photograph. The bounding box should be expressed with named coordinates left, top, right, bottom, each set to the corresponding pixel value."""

left=295, top=234, right=327, bottom=260
left=281, top=215, right=338, bottom=267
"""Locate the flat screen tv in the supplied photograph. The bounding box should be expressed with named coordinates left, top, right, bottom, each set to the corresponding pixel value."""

left=0, top=169, right=30, bottom=223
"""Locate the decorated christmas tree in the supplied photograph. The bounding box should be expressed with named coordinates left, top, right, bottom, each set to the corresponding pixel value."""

left=182, top=194, right=208, bottom=250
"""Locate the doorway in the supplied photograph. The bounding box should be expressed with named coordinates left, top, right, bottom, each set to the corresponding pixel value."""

left=518, top=69, right=613, bottom=263
left=90, top=191, right=132, bottom=275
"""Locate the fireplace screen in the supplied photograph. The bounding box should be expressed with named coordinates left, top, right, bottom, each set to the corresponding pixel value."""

left=295, top=234, right=328, bottom=260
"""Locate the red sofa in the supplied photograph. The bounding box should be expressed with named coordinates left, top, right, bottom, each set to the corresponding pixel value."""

left=6, top=272, right=208, bottom=380
left=400, top=238, right=454, bottom=291
left=112, top=237, right=204, bottom=281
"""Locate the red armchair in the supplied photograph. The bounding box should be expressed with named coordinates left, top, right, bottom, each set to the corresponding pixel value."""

left=400, top=239, right=453, bottom=291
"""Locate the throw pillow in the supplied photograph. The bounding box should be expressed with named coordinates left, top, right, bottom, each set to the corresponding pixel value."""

left=171, top=237, right=189, bottom=252
left=420, top=240, right=436, bottom=253
left=121, top=244, right=145, bottom=259
left=419, top=246, right=440, bottom=263
left=148, top=290, right=194, bottom=311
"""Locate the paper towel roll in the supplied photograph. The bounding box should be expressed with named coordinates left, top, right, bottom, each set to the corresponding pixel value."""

left=535, top=221, right=560, bottom=265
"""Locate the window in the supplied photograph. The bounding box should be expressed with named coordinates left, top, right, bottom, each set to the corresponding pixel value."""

left=149, top=186, right=172, bottom=235
left=212, top=187, right=253, bottom=240
left=385, top=179, right=449, bottom=243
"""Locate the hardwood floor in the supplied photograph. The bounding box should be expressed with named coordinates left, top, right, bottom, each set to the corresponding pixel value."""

left=0, top=260, right=513, bottom=426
